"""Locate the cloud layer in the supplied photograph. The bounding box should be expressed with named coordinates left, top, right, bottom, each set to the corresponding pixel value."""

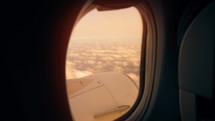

left=66, top=40, right=141, bottom=86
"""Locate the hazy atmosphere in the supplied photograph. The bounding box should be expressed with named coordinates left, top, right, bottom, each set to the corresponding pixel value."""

left=66, top=7, right=143, bottom=86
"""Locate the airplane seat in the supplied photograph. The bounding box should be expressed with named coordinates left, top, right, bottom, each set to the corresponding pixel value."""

left=177, top=0, right=213, bottom=49
left=178, top=1, right=215, bottom=121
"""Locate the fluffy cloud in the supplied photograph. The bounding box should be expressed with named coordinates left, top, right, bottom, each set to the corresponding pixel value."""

left=87, top=60, right=96, bottom=65
left=101, top=56, right=114, bottom=61
left=66, top=39, right=141, bottom=86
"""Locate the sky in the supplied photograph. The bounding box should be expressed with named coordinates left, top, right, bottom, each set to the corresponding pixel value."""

left=69, top=6, right=143, bottom=42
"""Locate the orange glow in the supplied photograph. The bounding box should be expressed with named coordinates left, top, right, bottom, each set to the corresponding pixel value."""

left=70, top=7, right=142, bottom=42
left=66, top=7, right=143, bottom=85
left=66, top=6, right=143, bottom=121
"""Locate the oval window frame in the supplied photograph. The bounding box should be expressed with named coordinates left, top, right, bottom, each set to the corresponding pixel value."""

left=64, top=0, right=157, bottom=120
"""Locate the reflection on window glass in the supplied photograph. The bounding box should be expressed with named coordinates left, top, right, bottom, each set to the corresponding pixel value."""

left=66, top=6, right=143, bottom=121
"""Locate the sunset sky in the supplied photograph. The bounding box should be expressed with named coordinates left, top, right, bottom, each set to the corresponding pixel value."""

left=69, top=6, right=143, bottom=42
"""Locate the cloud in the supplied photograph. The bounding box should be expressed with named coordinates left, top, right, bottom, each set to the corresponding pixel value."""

left=101, top=56, right=114, bottom=61
left=69, top=70, right=92, bottom=79
left=122, top=62, right=128, bottom=67
left=87, top=56, right=96, bottom=61
left=114, top=61, right=122, bottom=66
left=66, top=62, right=92, bottom=79
left=113, top=66, right=124, bottom=72
left=66, top=39, right=141, bottom=86
left=112, top=54, right=122, bottom=60
left=87, top=60, right=96, bottom=65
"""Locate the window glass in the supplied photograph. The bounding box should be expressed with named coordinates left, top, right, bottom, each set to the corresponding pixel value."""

left=66, top=6, right=143, bottom=121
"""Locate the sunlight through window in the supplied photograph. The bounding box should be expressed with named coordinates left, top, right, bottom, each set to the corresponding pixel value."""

left=66, top=6, right=143, bottom=121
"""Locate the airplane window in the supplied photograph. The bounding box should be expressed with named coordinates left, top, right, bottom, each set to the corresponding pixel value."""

left=66, top=6, right=143, bottom=121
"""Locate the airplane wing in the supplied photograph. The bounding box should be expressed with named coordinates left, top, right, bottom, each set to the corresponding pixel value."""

left=67, top=72, right=138, bottom=121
